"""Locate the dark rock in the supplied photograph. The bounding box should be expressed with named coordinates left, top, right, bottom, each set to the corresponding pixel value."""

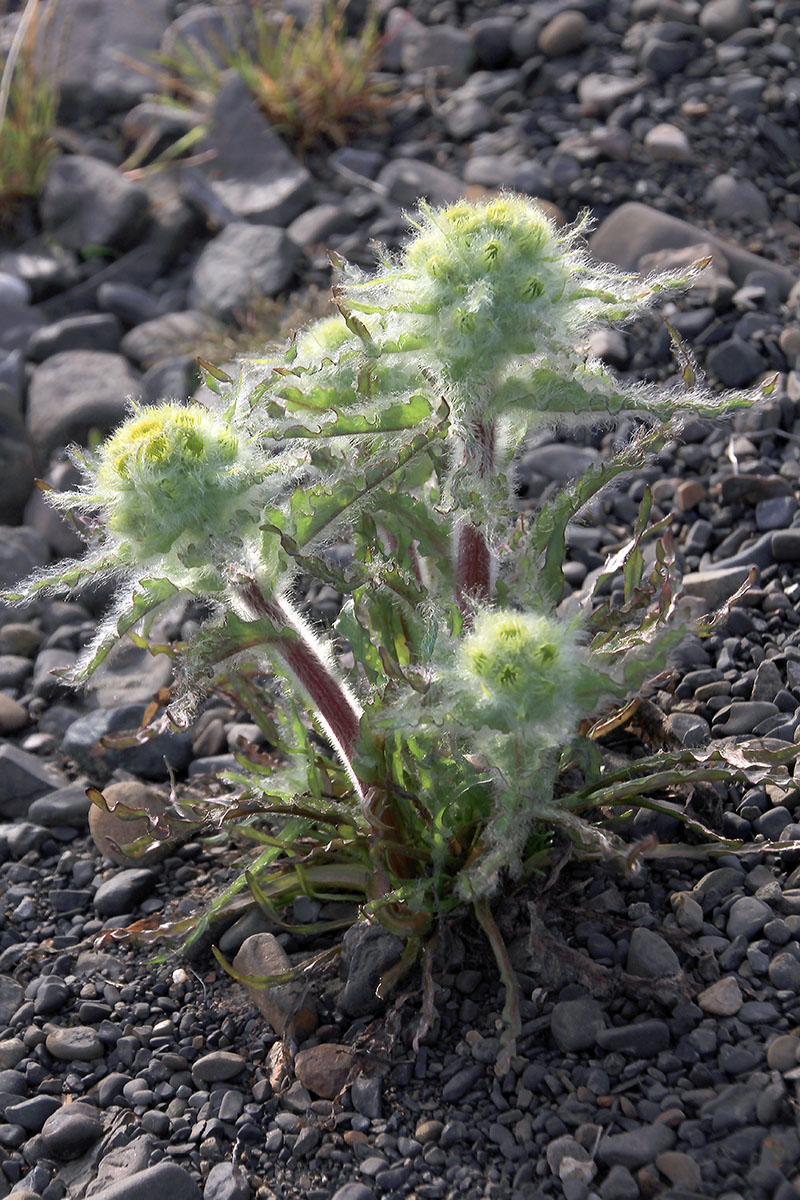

left=188, top=224, right=300, bottom=322
left=41, top=157, right=150, bottom=254
left=550, top=996, right=607, bottom=1052
left=40, top=1102, right=103, bottom=1159
left=0, top=744, right=60, bottom=819
left=626, top=928, right=680, bottom=978
left=27, top=351, right=141, bottom=458
left=340, top=923, right=404, bottom=1017
left=26, top=314, right=123, bottom=362
left=706, top=337, right=767, bottom=386
left=596, top=1019, right=671, bottom=1057
left=597, top=1123, right=675, bottom=1168
left=62, top=704, right=193, bottom=781
left=80, top=1161, right=201, bottom=1200
left=198, top=73, right=313, bottom=226
left=93, top=868, right=158, bottom=917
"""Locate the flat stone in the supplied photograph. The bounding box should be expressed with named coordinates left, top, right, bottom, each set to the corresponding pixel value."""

left=772, top=530, right=800, bottom=561
left=376, top=159, right=465, bottom=209
left=120, top=311, right=211, bottom=369
left=681, top=564, right=755, bottom=607
left=590, top=202, right=796, bottom=297
left=28, top=784, right=91, bottom=827
left=80, top=1161, right=201, bottom=1200
left=191, top=1052, right=246, bottom=1083
left=713, top=701, right=779, bottom=735
left=93, top=868, right=158, bottom=917
left=45, top=1027, right=104, bottom=1061
left=597, top=1123, right=675, bottom=1168
left=0, top=744, right=60, bottom=819
left=41, top=157, right=150, bottom=254
left=596, top=1019, right=671, bottom=1057
left=697, top=976, right=743, bottom=1016
left=203, top=1162, right=249, bottom=1200
left=232, top=933, right=318, bottom=1039
left=4, top=1095, right=61, bottom=1132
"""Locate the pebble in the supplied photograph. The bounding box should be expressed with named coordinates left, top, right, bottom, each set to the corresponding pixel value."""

left=727, top=895, right=773, bottom=938
left=44, top=1026, right=104, bottom=1061
left=597, top=1124, right=676, bottom=1169
left=697, top=977, right=743, bottom=1016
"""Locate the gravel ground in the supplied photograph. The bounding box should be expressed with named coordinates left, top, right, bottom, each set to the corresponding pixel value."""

left=1, top=1, right=800, bottom=1199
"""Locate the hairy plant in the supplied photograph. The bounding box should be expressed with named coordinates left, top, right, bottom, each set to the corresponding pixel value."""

left=0, top=0, right=58, bottom=217
left=7, top=195, right=788, bottom=1066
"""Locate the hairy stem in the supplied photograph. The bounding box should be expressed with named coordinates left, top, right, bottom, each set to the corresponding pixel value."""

left=455, top=419, right=495, bottom=612
left=236, top=578, right=363, bottom=769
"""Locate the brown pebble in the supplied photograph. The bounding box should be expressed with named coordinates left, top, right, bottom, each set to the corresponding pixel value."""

left=676, top=480, right=705, bottom=511
left=0, top=693, right=28, bottom=733
left=766, top=1033, right=800, bottom=1072
left=656, top=1149, right=703, bottom=1191
left=232, top=933, right=318, bottom=1040
left=697, top=976, right=743, bottom=1016
left=294, top=1043, right=357, bottom=1099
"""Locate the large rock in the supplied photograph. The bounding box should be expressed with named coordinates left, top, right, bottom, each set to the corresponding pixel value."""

left=589, top=202, right=796, bottom=298
left=41, top=157, right=151, bottom=254
left=0, top=402, right=35, bottom=521
left=88, top=781, right=180, bottom=866
left=26, top=351, right=140, bottom=458
left=62, top=703, right=193, bottom=782
left=198, top=73, right=313, bottom=225
left=376, top=158, right=465, bottom=209
left=189, top=224, right=300, bottom=322
left=42, top=0, right=171, bottom=120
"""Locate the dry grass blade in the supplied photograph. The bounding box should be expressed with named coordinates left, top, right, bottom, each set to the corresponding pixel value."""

left=0, top=0, right=58, bottom=216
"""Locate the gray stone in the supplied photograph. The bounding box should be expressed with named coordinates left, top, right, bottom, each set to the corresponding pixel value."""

left=700, top=1082, right=759, bottom=1131
left=41, top=158, right=150, bottom=254
left=27, top=351, right=141, bottom=458
left=441, top=1062, right=485, bottom=1102
left=198, top=73, right=313, bottom=226
left=4, top=1095, right=61, bottom=1132
left=350, top=1074, right=382, bottom=1120
left=26, top=314, right=123, bottom=362
left=550, top=996, right=607, bottom=1052
left=42, top=0, right=171, bottom=120
left=203, top=1163, right=249, bottom=1200
left=41, top=1102, right=103, bottom=1159
left=0, top=744, right=60, bottom=818
left=330, top=1185, right=376, bottom=1200
left=189, top=224, right=300, bottom=322
left=93, top=868, right=158, bottom=917
left=577, top=74, right=645, bottom=113
left=727, top=895, right=772, bottom=938
left=45, top=1027, right=104, bottom=1062
left=82, top=1161, right=200, bottom=1200
left=191, top=1051, right=246, bottom=1083
left=756, top=496, right=797, bottom=531
left=681, top=564, right=754, bottom=607
left=666, top=712, right=710, bottom=747
left=706, top=337, right=767, bottom=386
left=538, top=10, right=587, bottom=56
left=643, top=124, right=692, bottom=162
left=590, top=203, right=796, bottom=297
left=0, top=525, right=50, bottom=603
left=376, top=158, right=464, bottom=209
left=597, top=1123, right=675, bottom=1168
left=699, top=0, right=752, bottom=39
left=0, top=300, right=44, bottom=356
left=28, top=784, right=90, bottom=828
left=596, top=1019, right=671, bottom=1057
left=627, top=928, right=678, bottom=978
left=772, top=530, right=800, bottom=561
left=520, top=444, right=600, bottom=482
left=340, top=923, right=404, bottom=1017
left=62, top=703, right=193, bottom=781
left=120, top=311, right=211, bottom=369
left=768, top=952, right=800, bottom=990
left=401, top=24, right=475, bottom=83
left=713, top=701, right=779, bottom=736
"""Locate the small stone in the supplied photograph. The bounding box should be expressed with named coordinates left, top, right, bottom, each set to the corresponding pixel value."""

left=769, top=952, right=800, bottom=991
left=596, top=1020, right=670, bottom=1058
left=550, top=996, right=607, bottom=1052
left=330, top=1185, right=376, bottom=1200
left=597, top=1123, right=675, bottom=1168
left=727, top=895, right=772, bottom=938
left=203, top=1162, right=249, bottom=1200
left=94, top=868, right=158, bottom=917
left=626, top=928, right=680, bottom=978
left=699, top=0, right=752, bottom=39
left=655, top=1150, right=703, bottom=1191
left=232, top=933, right=318, bottom=1039
left=188, top=224, right=300, bottom=323
left=670, top=892, right=704, bottom=933
left=88, top=782, right=179, bottom=866
left=675, top=480, right=705, bottom=510
left=766, top=1034, right=800, bottom=1071
left=643, top=124, right=692, bottom=162
left=713, top=701, right=779, bottom=736
left=681, top=564, right=754, bottom=607
left=294, top=1044, right=357, bottom=1099
left=538, top=10, right=587, bottom=57
left=0, top=692, right=28, bottom=733
left=707, top=336, right=767, bottom=386
left=45, top=1027, right=104, bottom=1062
left=772, top=530, right=800, bottom=561
left=191, top=1052, right=246, bottom=1083
left=697, top=977, right=743, bottom=1016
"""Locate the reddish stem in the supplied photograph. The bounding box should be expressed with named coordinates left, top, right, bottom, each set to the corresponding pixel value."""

left=237, top=579, right=361, bottom=762
left=455, top=419, right=495, bottom=612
